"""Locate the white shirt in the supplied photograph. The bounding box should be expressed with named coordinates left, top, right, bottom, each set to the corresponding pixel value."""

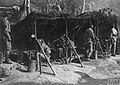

left=111, top=28, right=117, bottom=36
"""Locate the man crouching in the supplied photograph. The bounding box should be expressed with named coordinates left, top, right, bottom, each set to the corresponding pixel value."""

left=37, top=39, right=51, bottom=66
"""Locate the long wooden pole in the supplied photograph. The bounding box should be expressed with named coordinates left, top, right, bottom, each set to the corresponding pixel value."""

left=39, top=52, right=42, bottom=74
left=94, top=35, right=105, bottom=58
left=36, top=39, right=57, bottom=75
left=94, top=26, right=98, bottom=59
left=65, top=36, right=84, bottom=67
left=34, top=19, right=41, bottom=74
left=65, top=18, right=68, bottom=64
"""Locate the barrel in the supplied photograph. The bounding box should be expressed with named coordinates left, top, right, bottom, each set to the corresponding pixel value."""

left=27, top=60, right=36, bottom=72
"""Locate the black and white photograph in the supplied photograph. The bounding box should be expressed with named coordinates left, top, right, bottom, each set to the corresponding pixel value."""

left=0, top=0, right=120, bottom=85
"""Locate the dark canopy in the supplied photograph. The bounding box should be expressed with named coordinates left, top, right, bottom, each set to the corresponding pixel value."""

left=11, top=12, right=79, bottom=50
left=11, top=10, right=118, bottom=53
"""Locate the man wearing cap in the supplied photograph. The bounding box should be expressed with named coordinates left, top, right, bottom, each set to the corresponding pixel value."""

left=83, top=24, right=96, bottom=61
left=1, top=16, right=12, bottom=64
left=110, top=24, right=118, bottom=56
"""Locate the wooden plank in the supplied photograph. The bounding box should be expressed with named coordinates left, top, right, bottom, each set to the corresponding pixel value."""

left=36, top=39, right=57, bottom=75
left=65, top=36, right=84, bottom=67
left=39, top=53, right=42, bottom=74
left=34, top=19, right=41, bottom=73
left=65, top=19, right=69, bottom=64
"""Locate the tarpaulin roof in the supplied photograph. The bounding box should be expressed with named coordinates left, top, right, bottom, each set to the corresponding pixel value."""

left=11, top=11, right=118, bottom=51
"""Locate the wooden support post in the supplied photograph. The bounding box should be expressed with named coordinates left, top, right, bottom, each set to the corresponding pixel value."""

left=34, top=19, right=41, bottom=73
left=94, top=27, right=104, bottom=57
left=97, top=40, right=105, bottom=58
left=65, top=18, right=69, bottom=64
left=94, top=26, right=98, bottom=59
left=36, top=39, right=57, bottom=75
left=36, top=51, right=40, bottom=71
left=65, top=47, right=68, bottom=64
left=35, top=19, right=56, bottom=75
left=65, top=36, right=84, bottom=67
left=93, top=26, right=104, bottom=57
left=39, top=53, right=42, bottom=74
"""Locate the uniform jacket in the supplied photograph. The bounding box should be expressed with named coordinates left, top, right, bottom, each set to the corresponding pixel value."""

left=84, top=28, right=95, bottom=43
left=2, top=17, right=11, bottom=41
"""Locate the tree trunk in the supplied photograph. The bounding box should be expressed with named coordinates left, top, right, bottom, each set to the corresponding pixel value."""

left=82, top=0, right=86, bottom=13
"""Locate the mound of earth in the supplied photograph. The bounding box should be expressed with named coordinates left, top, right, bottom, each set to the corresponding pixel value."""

left=0, top=55, right=120, bottom=85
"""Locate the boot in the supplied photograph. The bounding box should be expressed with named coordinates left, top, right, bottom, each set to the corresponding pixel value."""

left=85, top=58, right=91, bottom=61
left=4, top=51, right=12, bottom=64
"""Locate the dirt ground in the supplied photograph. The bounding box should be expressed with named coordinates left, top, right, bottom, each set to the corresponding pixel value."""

left=0, top=55, right=120, bottom=85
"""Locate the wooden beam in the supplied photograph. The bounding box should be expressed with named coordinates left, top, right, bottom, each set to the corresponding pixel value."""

left=65, top=36, right=84, bottom=67
left=65, top=19, right=69, bottom=64
left=34, top=19, right=41, bottom=73
left=0, top=7, right=12, bottom=10
left=36, top=39, right=57, bottom=75
left=35, top=19, right=56, bottom=75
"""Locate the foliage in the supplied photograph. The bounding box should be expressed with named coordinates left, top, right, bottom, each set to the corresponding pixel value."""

left=0, top=0, right=120, bottom=17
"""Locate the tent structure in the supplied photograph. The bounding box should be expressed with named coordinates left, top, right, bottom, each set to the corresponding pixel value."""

left=11, top=10, right=119, bottom=54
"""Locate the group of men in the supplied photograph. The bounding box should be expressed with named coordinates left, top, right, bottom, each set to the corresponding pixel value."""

left=0, top=14, right=118, bottom=65
left=83, top=23, right=118, bottom=61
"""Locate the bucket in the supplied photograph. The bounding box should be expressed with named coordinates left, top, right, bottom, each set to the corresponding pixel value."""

left=27, top=60, right=36, bottom=72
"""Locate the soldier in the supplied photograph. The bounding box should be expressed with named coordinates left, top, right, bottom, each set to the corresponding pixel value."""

left=1, top=16, right=12, bottom=64
left=110, top=24, right=118, bottom=57
left=83, top=24, right=96, bottom=61
left=60, top=36, right=76, bottom=63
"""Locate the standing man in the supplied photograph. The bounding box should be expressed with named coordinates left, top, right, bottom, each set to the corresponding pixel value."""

left=83, top=24, right=96, bottom=61
left=1, top=16, right=12, bottom=64
left=110, top=24, right=118, bottom=57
